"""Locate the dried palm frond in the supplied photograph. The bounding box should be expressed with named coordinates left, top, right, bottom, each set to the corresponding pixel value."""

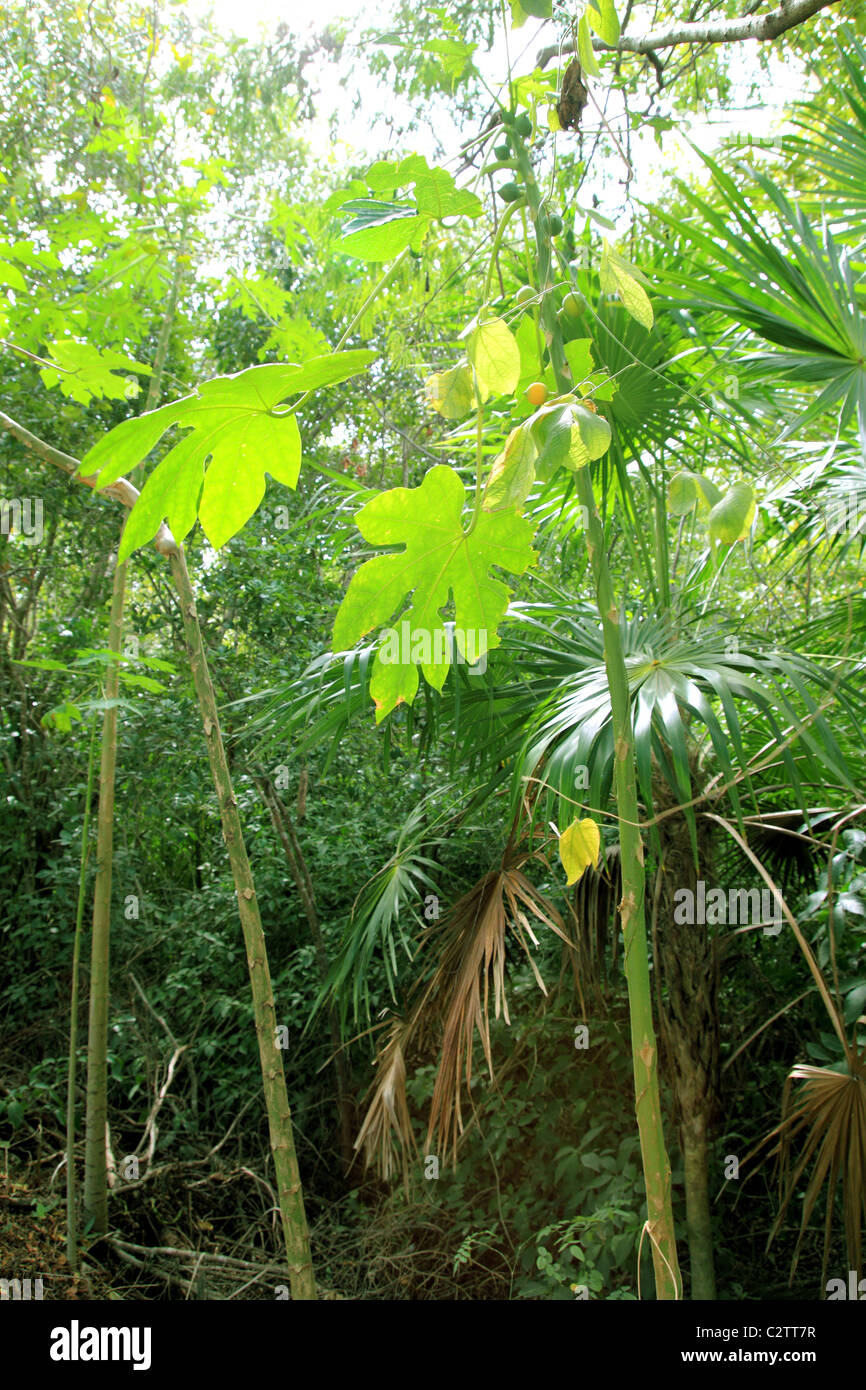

left=711, top=812, right=866, bottom=1290
left=764, top=1048, right=866, bottom=1288
left=352, top=1015, right=420, bottom=1186
left=353, top=852, right=568, bottom=1182
left=424, top=862, right=568, bottom=1161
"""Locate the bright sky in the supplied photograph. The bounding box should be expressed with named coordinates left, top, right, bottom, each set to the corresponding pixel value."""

left=204, top=0, right=371, bottom=40
left=191, top=0, right=812, bottom=231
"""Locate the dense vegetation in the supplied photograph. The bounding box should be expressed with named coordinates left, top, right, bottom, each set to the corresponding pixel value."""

left=1, top=0, right=864, bottom=1302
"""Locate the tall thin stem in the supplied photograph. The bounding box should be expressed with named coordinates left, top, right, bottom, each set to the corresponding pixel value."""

left=511, top=126, right=682, bottom=1299
left=66, top=716, right=98, bottom=1269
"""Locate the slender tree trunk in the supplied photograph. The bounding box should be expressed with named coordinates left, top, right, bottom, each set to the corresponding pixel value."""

left=82, top=255, right=184, bottom=1234
left=66, top=720, right=98, bottom=1268
left=0, top=407, right=317, bottom=1298
left=82, top=554, right=126, bottom=1234
left=170, top=548, right=316, bottom=1299
left=682, top=1114, right=716, bottom=1300
left=512, top=133, right=682, bottom=1298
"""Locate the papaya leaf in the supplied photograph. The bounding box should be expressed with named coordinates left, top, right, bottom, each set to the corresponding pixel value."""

left=600, top=241, right=653, bottom=330
left=339, top=200, right=430, bottom=261
left=40, top=339, right=152, bottom=405
left=332, top=464, right=536, bottom=721
left=339, top=160, right=481, bottom=262
left=80, top=352, right=375, bottom=558
left=709, top=482, right=756, bottom=545
left=468, top=318, right=521, bottom=397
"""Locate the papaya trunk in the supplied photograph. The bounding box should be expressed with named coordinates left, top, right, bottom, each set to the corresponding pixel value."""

left=169, top=548, right=316, bottom=1299
left=0, top=407, right=316, bottom=1299
left=512, top=133, right=682, bottom=1299
left=82, top=555, right=126, bottom=1234
left=82, top=259, right=182, bottom=1233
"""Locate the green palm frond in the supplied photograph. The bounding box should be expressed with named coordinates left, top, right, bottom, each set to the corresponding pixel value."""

left=511, top=612, right=857, bottom=859
left=317, top=796, right=446, bottom=1027
left=777, top=37, right=866, bottom=233
left=656, top=153, right=866, bottom=452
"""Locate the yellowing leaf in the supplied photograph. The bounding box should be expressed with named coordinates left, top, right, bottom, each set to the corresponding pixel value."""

left=468, top=318, right=521, bottom=397
left=600, top=241, right=653, bottom=331
left=425, top=363, right=478, bottom=419
left=708, top=482, right=756, bottom=545
left=483, top=424, right=537, bottom=511
left=559, top=818, right=600, bottom=886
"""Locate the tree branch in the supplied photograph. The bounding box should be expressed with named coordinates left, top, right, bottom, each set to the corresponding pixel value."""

left=0, top=410, right=177, bottom=557
left=536, top=0, right=844, bottom=66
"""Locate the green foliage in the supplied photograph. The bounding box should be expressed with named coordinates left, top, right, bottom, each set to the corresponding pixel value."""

left=332, top=464, right=536, bottom=720
left=82, top=354, right=375, bottom=556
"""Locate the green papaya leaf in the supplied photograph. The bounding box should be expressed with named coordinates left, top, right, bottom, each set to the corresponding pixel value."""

left=80, top=352, right=375, bottom=558
left=708, top=482, right=756, bottom=545
left=365, top=157, right=428, bottom=191
left=340, top=162, right=480, bottom=261
left=468, top=318, right=521, bottom=397
left=332, top=464, right=535, bottom=721
left=413, top=168, right=482, bottom=219
left=40, top=340, right=152, bottom=405
left=340, top=200, right=430, bottom=261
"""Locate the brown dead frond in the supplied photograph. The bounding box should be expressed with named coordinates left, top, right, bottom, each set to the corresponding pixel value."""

left=352, top=1015, right=419, bottom=1186
left=761, top=1046, right=866, bottom=1288
left=711, top=812, right=866, bottom=1290
left=353, top=855, right=568, bottom=1183
left=424, top=863, right=568, bottom=1162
